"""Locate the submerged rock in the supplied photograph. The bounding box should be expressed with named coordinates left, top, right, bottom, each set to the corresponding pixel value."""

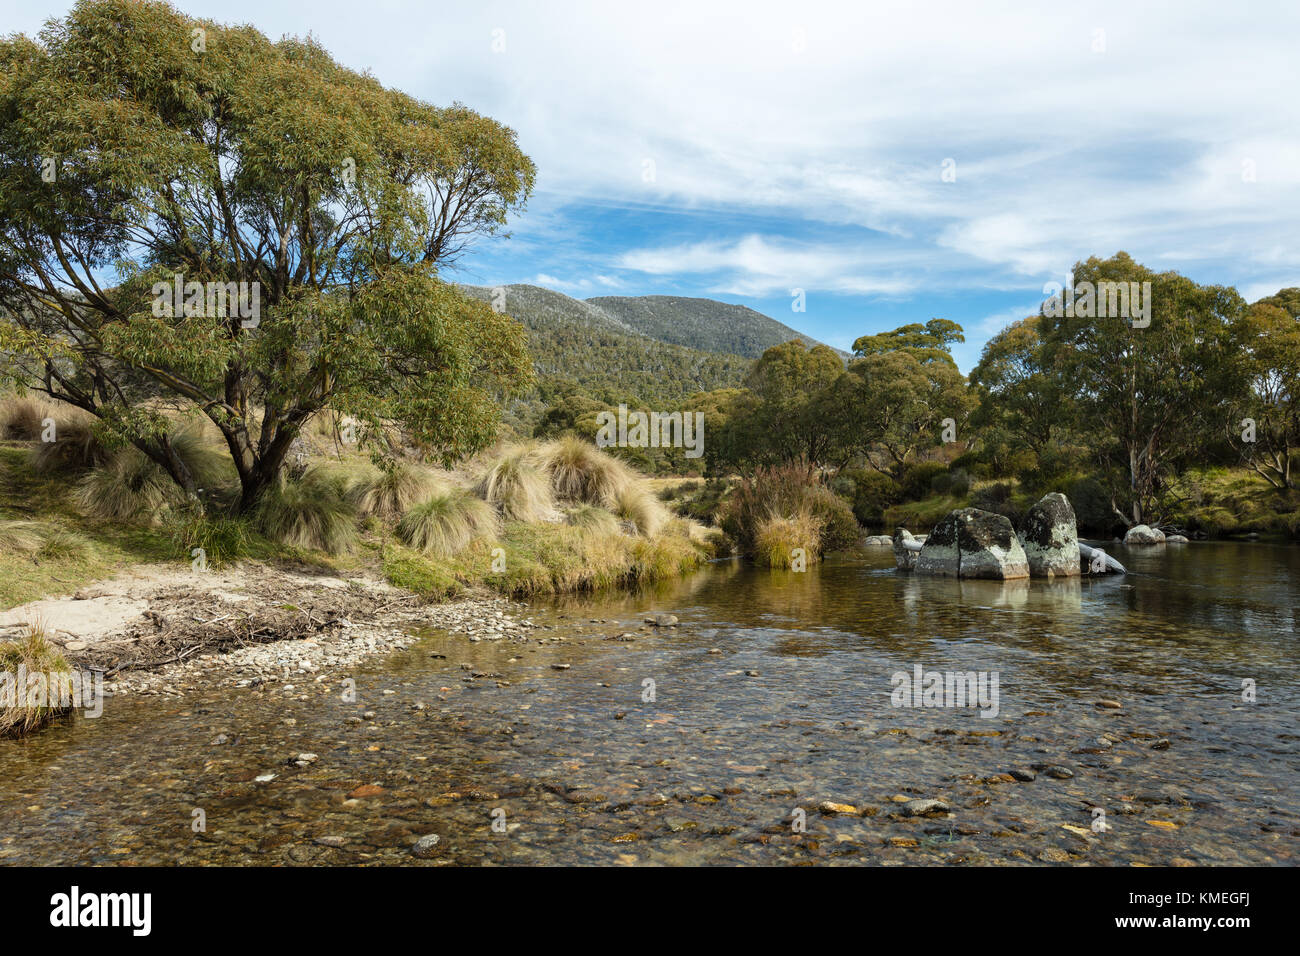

left=915, top=509, right=1030, bottom=580
left=1166, top=534, right=1189, bottom=543
left=1124, top=524, right=1166, bottom=545
left=892, top=527, right=921, bottom=571
left=1020, top=493, right=1081, bottom=578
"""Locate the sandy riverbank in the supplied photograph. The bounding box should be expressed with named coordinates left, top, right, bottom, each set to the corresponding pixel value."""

left=0, top=563, right=539, bottom=697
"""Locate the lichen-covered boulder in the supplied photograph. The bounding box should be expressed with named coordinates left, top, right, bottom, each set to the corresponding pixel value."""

left=892, top=527, right=921, bottom=571
left=1124, top=524, right=1165, bottom=545
left=1020, top=492, right=1081, bottom=578
left=916, top=508, right=1030, bottom=580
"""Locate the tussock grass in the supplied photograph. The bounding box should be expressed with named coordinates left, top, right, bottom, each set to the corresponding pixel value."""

left=536, top=435, right=634, bottom=506
left=397, top=488, right=498, bottom=558
left=28, top=415, right=111, bottom=474
left=0, top=626, right=74, bottom=738
left=348, top=462, right=447, bottom=518
left=0, top=520, right=46, bottom=554
left=0, top=394, right=54, bottom=441
left=612, top=482, right=669, bottom=537
left=566, top=504, right=621, bottom=536
left=72, top=427, right=229, bottom=522
left=474, top=445, right=556, bottom=522
left=754, top=512, right=824, bottom=569
left=255, top=469, right=358, bottom=554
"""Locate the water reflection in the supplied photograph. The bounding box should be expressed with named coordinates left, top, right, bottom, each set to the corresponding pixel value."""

left=0, top=542, right=1296, bottom=866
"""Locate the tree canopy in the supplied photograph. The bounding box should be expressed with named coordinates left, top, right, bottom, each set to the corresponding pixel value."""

left=0, top=0, right=536, bottom=511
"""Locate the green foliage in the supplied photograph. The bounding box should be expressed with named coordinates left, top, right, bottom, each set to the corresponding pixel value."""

left=169, top=512, right=257, bottom=567
left=838, top=469, right=902, bottom=525
left=852, top=318, right=965, bottom=365
left=898, top=461, right=949, bottom=501
left=1038, top=252, right=1246, bottom=524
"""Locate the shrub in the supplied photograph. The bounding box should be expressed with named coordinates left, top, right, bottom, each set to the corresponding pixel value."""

left=536, top=435, right=634, bottom=506
left=841, top=469, right=901, bottom=526
left=899, top=461, right=949, bottom=501
left=754, top=512, right=823, bottom=569
left=349, top=462, right=446, bottom=518
left=721, top=461, right=858, bottom=556
left=397, top=488, right=498, bottom=558
left=612, top=482, right=668, bottom=537
left=474, top=445, right=555, bottom=522
left=255, top=469, right=358, bottom=553
left=931, top=467, right=972, bottom=497
left=0, top=626, right=74, bottom=738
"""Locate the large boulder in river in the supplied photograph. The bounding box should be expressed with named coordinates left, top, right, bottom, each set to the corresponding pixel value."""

left=916, top=508, right=1030, bottom=580
left=892, top=527, right=921, bottom=571
left=1124, top=524, right=1165, bottom=545
left=1020, top=493, right=1081, bottom=578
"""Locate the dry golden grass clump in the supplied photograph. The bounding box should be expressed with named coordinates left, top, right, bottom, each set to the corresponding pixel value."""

left=348, top=461, right=447, bottom=518
left=536, top=435, right=635, bottom=507
left=565, top=504, right=621, bottom=536
left=0, top=520, right=90, bottom=560
left=397, top=487, right=499, bottom=558
left=0, top=394, right=56, bottom=441
left=73, top=427, right=230, bottom=522
left=612, top=482, right=669, bottom=538
left=474, top=444, right=556, bottom=523
left=0, top=625, right=75, bottom=738
left=754, top=511, right=824, bottom=569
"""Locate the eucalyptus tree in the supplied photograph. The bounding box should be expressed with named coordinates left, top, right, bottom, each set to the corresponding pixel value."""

left=0, top=0, right=536, bottom=512
left=1037, top=253, right=1246, bottom=525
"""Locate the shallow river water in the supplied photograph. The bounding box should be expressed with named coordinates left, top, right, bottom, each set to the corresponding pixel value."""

left=2, top=542, right=1297, bottom=865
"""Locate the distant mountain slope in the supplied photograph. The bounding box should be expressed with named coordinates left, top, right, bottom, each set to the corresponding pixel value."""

left=458, top=284, right=751, bottom=409
left=587, top=294, right=830, bottom=358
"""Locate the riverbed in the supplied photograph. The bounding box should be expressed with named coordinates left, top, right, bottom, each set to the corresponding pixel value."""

left=1, top=541, right=1296, bottom=865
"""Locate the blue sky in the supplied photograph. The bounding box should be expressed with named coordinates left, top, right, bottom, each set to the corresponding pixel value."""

left=6, top=0, right=1298, bottom=372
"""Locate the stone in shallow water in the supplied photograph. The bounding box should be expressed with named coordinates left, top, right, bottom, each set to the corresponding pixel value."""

left=901, top=798, right=950, bottom=817
left=1020, top=492, right=1081, bottom=578
left=1124, top=524, right=1166, bottom=545
left=892, top=527, right=921, bottom=571
left=916, top=509, right=1030, bottom=580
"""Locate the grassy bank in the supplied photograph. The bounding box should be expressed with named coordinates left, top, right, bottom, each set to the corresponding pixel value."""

left=0, top=398, right=720, bottom=610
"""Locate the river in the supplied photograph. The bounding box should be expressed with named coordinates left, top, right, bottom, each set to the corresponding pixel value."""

left=1, top=541, right=1296, bottom=865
